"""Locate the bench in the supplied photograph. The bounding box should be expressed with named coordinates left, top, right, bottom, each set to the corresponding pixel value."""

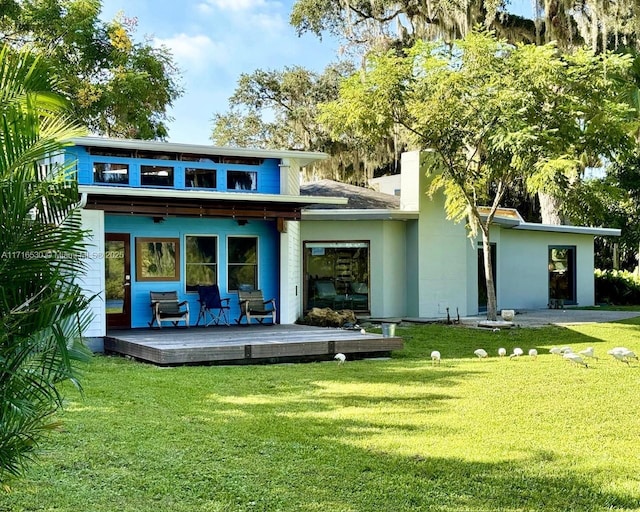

left=236, top=289, right=276, bottom=325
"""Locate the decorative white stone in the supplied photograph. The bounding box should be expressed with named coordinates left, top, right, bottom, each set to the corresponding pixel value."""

left=501, top=309, right=515, bottom=321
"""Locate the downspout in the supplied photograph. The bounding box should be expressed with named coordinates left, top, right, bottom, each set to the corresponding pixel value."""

left=76, top=192, right=88, bottom=209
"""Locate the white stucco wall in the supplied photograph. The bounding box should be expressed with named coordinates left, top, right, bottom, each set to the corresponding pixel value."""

left=78, top=209, right=106, bottom=337
left=496, top=228, right=595, bottom=310
left=369, top=174, right=401, bottom=196
left=417, top=189, right=470, bottom=318
left=401, top=151, right=471, bottom=318
left=300, top=220, right=408, bottom=318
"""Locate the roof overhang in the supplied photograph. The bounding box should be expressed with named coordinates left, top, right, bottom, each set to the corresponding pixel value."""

left=478, top=207, right=524, bottom=228
left=70, top=136, right=329, bottom=167
left=302, top=209, right=419, bottom=221
left=79, top=185, right=347, bottom=221
left=514, top=223, right=621, bottom=236
left=478, top=206, right=620, bottom=236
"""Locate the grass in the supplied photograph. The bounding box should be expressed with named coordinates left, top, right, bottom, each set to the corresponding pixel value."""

left=574, top=305, right=640, bottom=311
left=4, top=319, right=640, bottom=511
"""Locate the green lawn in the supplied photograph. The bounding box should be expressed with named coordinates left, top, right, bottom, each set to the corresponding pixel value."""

left=4, top=320, right=640, bottom=512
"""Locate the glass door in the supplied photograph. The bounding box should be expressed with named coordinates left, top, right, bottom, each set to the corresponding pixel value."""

left=549, top=246, right=576, bottom=306
left=105, top=233, right=131, bottom=329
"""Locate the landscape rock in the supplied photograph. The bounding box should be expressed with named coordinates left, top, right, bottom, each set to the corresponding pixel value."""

left=301, top=307, right=357, bottom=328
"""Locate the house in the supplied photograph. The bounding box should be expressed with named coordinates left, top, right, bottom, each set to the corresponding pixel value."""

left=71, top=138, right=619, bottom=339
left=71, top=136, right=344, bottom=337
left=300, top=151, right=620, bottom=319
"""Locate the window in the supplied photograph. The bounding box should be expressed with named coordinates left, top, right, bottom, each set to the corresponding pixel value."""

left=135, top=238, right=180, bottom=281
left=228, top=237, right=258, bottom=291
left=141, top=165, right=174, bottom=187
left=88, top=147, right=134, bottom=158
left=94, top=162, right=129, bottom=184
left=180, top=153, right=216, bottom=163
left=185, top=236, right=217, bottom=292
left=549, top=246, right=576, bottom=305
left=186, top=168, right=217, bottom=189
left=227, top=170, right=257, bottom=191
left=304, top=242, right=370, bottom=311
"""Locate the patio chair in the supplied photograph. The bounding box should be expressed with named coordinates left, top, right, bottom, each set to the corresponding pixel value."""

left=236, top=286, right=276, bottom=325
left=313, top=281, right=351, bottom=309
left=350, top=282, right=369, bottom=310
left=149, top=291, right=190, bottom=328
left=196, top=284, right=230, bottom=326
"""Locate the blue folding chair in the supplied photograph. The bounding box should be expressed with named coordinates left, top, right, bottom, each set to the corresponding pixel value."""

left=196, top=285, right=230, bottom=326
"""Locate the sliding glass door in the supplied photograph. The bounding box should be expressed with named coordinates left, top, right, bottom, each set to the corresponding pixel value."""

left=304, top=242, right=370, bottom=312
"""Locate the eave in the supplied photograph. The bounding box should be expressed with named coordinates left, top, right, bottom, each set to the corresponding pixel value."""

left=70, top=136, right=329, bottom=167
left=514, top=223, right=621, bottom=237
left=79, top=185, right=347, bottom=221
left=302, top=209, right=419, bottom=221
left=478, top=206, right=620, bottom=236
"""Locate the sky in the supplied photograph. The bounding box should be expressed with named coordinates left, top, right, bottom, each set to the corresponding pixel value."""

left=100, top=1, right=536, bottom=146
left=100, top=0, right=340, bottom=145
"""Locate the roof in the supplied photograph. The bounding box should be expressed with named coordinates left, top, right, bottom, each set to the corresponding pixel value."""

left=477, top=206, right=620, bottom=236
left=300, top=180, right=401, bottom=210
left=71, top=136, right=329, bottom=167
left=299, top=181, right=620, bottom=235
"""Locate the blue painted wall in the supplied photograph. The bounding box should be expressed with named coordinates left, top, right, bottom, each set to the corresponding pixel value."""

left=71, top=146, right=282, bottom=194
left=105, top=215, right=280, bottom=327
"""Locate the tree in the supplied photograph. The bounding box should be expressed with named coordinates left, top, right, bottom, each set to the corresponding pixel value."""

left=211, top=63, right=401, bottom=184
left=319, top=31, right=634, bottom=320
left=0, top=44, right=91, bottom=484
left=291, top=0, right=640, bottom=226
left=0, top=0, right=182, bottom=139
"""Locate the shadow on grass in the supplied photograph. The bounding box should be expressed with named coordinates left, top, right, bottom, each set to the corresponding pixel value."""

left=6, top=321, right=640, bottom=512
left=156, top=395, right=640, bottom=512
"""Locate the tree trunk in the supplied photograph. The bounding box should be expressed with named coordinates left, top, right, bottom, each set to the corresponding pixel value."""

left=538, top=191, right=565, bottom=225
left=481, top=229, right=498, bottom=321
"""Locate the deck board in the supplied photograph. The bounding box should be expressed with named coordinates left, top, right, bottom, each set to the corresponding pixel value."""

left=105, top=324, right=403, bottom=365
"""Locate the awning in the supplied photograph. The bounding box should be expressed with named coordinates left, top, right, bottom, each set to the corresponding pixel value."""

left=79, top=185, right=347, bottom=221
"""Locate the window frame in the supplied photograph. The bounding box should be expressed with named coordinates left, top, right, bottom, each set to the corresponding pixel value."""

left=184, top=234, right=219, bottom=293
left=227, top=170, right=258, bottom=191
left=185, top=167, right=217, bottom=189
left=548, top=245, right=577, bottom=305
left=135, top=237, right=180, bottom=282
left=140, top=164, right=175, bottom=187
left=93, top=162, right=130, bottom=185
left=227, top=236, right=259, bottom=292
left=303, top=241, right=371, bottom=312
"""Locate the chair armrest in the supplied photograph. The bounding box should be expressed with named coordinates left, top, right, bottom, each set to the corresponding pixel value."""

left=264, top=299, right=276, bottom=308
left=178, top=300, right=190, bottom=311
left=221, top=298, right=231, bottom=305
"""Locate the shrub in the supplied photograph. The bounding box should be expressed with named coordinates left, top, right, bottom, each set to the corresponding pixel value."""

left=595, top=269, right=640, bottom=305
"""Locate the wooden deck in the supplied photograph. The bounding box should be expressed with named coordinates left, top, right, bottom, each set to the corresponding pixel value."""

left=104, top=324, right=403, bottom=365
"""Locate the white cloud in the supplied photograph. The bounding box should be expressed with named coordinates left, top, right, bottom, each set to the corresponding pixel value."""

left=200, top=0, right=267, bottom=12
left=247, top=12, right=286, bottom=33
left=195, top=3, right=213, bottom=15
left=154, top=33, right=228, bottom=72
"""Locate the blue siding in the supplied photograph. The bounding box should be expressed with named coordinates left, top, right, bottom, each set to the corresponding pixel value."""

left=72, top=145, right=281, bottom=194
left=105, top=215, right=280, bottom=328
